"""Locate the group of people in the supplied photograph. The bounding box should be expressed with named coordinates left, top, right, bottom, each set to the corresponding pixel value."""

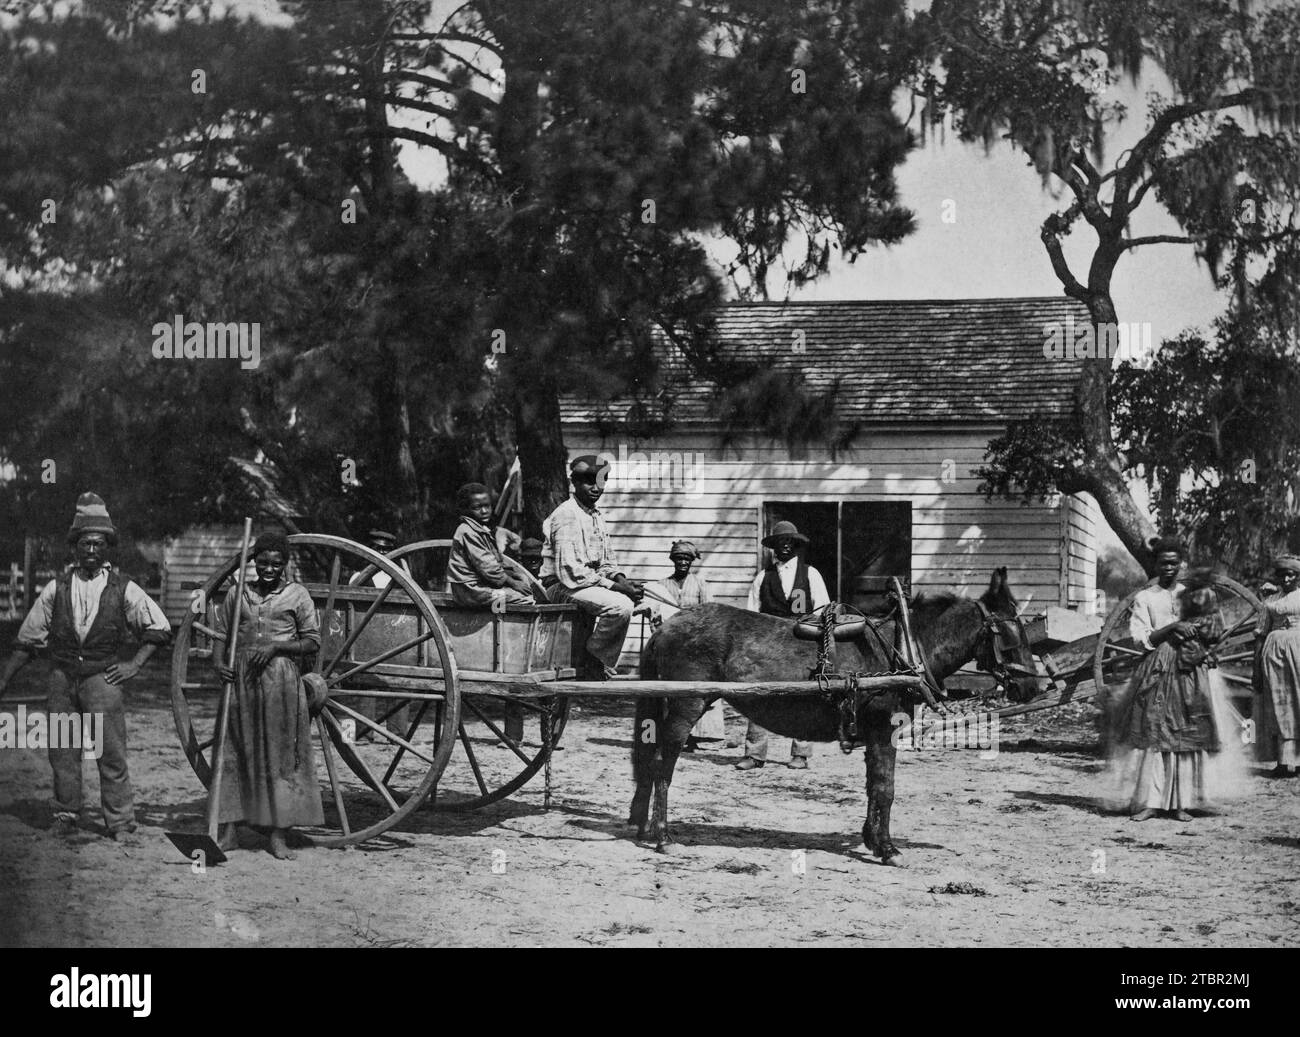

left=1106, top=535, right=1300, bottom=822
left=444, top=456, right=831, bottom=768
left=7, top=483, right=1300, bottom=857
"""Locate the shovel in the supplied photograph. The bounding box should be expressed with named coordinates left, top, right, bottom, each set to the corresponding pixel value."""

left=167, top=516, right=254, bottom=866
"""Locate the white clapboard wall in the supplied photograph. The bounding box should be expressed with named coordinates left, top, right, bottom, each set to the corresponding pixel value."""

left=162, top=525, right=245, bottom=625
left=563, top=429, right=1100, bottom=667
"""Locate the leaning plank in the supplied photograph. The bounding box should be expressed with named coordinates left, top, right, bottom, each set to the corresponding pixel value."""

left=485, top=675, right=926, bottom=700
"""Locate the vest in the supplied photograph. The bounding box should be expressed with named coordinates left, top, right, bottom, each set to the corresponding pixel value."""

left=48, top=569, right=129, bottom=677
left=758, top=559, right=812, bottom=617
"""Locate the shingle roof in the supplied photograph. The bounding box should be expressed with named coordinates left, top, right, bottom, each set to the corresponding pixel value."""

left=560, top=297, right=1090, bottom=425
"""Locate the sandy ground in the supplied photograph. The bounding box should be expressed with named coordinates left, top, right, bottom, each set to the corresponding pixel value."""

left=2, top=659, right=1298, bottom=948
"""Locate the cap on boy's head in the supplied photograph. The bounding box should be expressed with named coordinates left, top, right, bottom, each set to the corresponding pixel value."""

left=368, top=528, right=397, bottom=546
left=67, top=492, right=117, bottom=544
left=456, top=482, right=491, bottom=512
left=519, top=537, right=544, bottom=558
left=569, top=455, right=610, bottom=488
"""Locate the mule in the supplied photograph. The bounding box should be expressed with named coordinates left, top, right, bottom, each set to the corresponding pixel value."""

left=628, top=567, right=1044, bottom=865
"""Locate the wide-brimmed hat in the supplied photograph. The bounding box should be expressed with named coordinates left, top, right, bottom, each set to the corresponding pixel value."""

left=67, top=492, right=117, bottom=544
left=1272, top=555, right=1300, bottom=575
left=762, top=521, right=808, bottom=548
left=669, top=540, right=700, bottom=560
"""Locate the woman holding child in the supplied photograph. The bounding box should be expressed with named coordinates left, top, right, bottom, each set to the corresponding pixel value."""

left=1109, top=536, right=1237, bottom=822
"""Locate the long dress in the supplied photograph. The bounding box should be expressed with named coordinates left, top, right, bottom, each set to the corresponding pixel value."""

left=1254, top=588, right=1300, bottom=766
left=1106, top=581, right=1229, bottom=812
left=215, top=580, right=325, bottom=828
left=647, top=573, right=725, bottom=741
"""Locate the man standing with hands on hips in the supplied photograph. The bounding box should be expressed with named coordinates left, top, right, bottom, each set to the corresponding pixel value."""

left=0, top=493, right=171, bottom=840
left=735, top=520, right=829, bottom=771
left=541, top=456, right=643, bottom=680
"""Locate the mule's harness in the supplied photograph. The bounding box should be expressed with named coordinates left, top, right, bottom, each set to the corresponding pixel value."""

left=805, top=579, right=945, bottom=753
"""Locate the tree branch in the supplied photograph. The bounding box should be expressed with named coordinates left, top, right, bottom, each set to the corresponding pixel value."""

left=350, top=125, right=498, bottom=180
left=389, top=31, right=504, bottom=59
left=1120, top=233, right=1201, bottom=250
left=1040, top=205, right=1089, bottom=300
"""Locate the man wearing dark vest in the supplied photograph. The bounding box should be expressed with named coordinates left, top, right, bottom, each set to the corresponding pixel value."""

left=0, top=493, right=170, bottom=839
left=735, top=521, right=829, bottom=771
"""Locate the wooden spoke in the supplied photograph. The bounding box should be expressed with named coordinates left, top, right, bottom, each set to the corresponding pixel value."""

left=1215, top=649, right=1256, bottom=664
left=327, top=700, right=437, bottom=767
left=321, top=709, right=400, bottom=812
left=321, top=580, right=396, bottom=678
left=1215, top=614, right=1258, bottom=644
left=171, top=532, right=459, bottom=848
left=465, top=697, right=533, bottom=766
left=1220, top=671, right=1254, bottom=685
left=1101, top=642, right=1145, bottom=659
left=381, top=701, right=432, bottom=786
left=457, top=723, right=491, bottom=798
left=316, top=715, right=351, bottom=837
left=326, top=630, right=437, bottom=687
left=320, top=551, right=343, bottom=659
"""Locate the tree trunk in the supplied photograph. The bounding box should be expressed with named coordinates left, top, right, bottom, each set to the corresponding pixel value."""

left=1074, top=289, right=1159, bottom=574
left=513, top=375, right=569, bottom=535
left=490, top=26, right=572, bottom=533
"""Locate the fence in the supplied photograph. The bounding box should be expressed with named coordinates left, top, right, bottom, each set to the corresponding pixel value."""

left=0, top=565, right=164, bottom=622
left=0, top=565, right=55, bottom=621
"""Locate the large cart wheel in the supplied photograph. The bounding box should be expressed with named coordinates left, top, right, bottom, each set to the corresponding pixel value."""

left=1093, top=573, right=1263, bottom=705
left=170, top=534, right=460, bottom=848
left=355, top=538, right=570, bottom=811
left=435, top=694, right=569, bottom=812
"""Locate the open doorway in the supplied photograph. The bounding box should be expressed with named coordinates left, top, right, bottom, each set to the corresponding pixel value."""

left=761, top=501, right=911, bottom=611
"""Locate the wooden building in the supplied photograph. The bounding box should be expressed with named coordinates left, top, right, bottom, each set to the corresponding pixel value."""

left=558, top=298, right=1100, bottom=666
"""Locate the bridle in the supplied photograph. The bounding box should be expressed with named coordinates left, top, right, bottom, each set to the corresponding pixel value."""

left=972, top=599, right=1038, bottom=693
left=806, top=593, right=1035, bottom=751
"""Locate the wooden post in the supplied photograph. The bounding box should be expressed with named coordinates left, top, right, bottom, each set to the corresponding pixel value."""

left=22, top=535, right=35, bottom=613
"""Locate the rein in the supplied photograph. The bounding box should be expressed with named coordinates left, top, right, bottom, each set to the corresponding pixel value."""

left=972, top=599, right=1037, bottom=686
left=807, top=591, right=1027, bottom=752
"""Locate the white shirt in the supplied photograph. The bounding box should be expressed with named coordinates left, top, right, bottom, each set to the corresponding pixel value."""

left=1128, top=581, right=1185, bottom=650
left=746, top=557, right=830, bottom=614
left=17, top=564, right=171, bottom=647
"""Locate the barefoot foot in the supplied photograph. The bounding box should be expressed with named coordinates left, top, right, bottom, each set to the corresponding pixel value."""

left=1130, top=808, right=1157, bottom=822
left=1172, top=809, right=1193, bottom=822
left=269, top=829, right=297, bottom=860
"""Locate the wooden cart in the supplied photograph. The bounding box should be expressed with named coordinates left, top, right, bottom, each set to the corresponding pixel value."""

left=170, top=534, right=923, bottom=847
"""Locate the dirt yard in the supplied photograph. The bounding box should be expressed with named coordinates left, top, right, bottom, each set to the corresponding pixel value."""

left=2, top=659, right=1298, bottom=948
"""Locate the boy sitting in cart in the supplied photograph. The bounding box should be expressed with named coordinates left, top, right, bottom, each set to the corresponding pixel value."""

left=447, top=483, right=542, bottom=609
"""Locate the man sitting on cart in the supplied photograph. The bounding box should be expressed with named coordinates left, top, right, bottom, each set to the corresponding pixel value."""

left=541, top=456, right=644, bottom=680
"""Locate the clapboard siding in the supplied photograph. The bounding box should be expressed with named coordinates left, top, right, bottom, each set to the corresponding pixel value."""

left=162, top=525, right=247, bottom=624
left=1066, top=494, right=1099, bottom=607
left=568, top=428, right=1098, bottom=666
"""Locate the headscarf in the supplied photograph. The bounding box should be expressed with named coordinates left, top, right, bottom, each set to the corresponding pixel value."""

left=669, top=540, right=700, bottom=560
